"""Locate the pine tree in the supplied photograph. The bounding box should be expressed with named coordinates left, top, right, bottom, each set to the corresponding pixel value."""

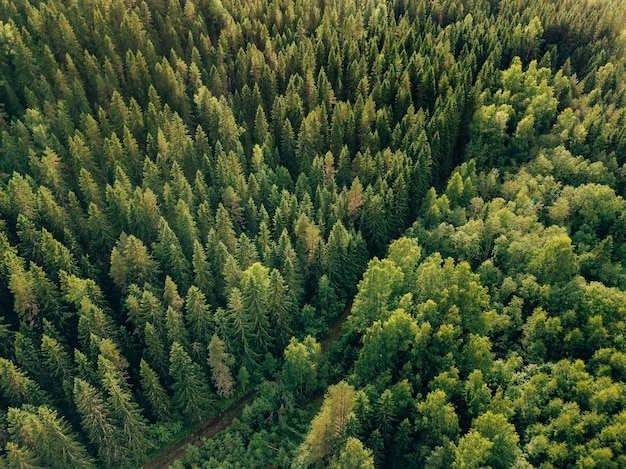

left=165, top=306, right=190, bottom=349
left=7, top=405, right=94, bottom=469
left=360, top=191, right=388, bottom=257
left=225, top=288, right=258, bottom=368
left=152, top=218, right=192, bottom=292
left=143, top=322, right=168, bottom=377
left=30, top=259, right=64, bottom=316
left=185, top=285, right=213, bottom=346
left=73, top=349, right=98, bottom=386
left=87, top=203, right=114, bottom=256
left=73, top=378, right=119, bottom=466
left=268, top=269, right=294, bottom=351
left=0, top=316, right=13, bottom=358
left=297, top=110, right=323, bottom=175
left=163, top=275, right=184, bottom=312
left=14, top=331, right=45, bottom=387
left=5, top=441, right=42, bottom=469
left=7, top=260, right=40, bottom=329
left=169, top=342, right=213, bottom=420
left=137, top=288, right=166, bottom=333
left=100, top=358, right=153, bottom=464
left=280, top=119, right=297, bottom=173
left=139, top=359, right=171, bottom=422
left=236, top=233, right=260, bottom=270
left=215, top=204, right=238, bottom=254
left=110, top=233, right=159, bottom=292
left=240, top=263, right=272, bottom=355
left=173, top=198, right=198, bottom=259
left=298, top=381, right=356, bottom=466
left=254, top=105, right=269, bottom=144
left=324, top=221, right=352, bottom=295
left=192, top=239, right=215, bottom=303
left=76, top=301, right=117, bottom=352
left=41, top=334, right=73, bottom=383
left=207, top=335, right=235, bottom=398
left=0, top=358, right=48, bottom=407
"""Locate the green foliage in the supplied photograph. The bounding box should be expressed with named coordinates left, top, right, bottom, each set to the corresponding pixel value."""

left=347, top=259, right=405, bottom=334
left=169, top=342, right=213, bottom=420
left=73, top=378, right=119, bottom=466
left=354, top=309, right=430, bottom=386
left=139, top=359, right=171, bottom=422
left=0, top=358, right=48, bottom=408
left=330, top=437, right=375, bottom=469
left=7, top=405, right=94, bottom=468
left=100, top=358, right=153, bottom=464
left=283, top=336, right=321, bottom=396
left=0, top=0, right=625, bottom=466
left=207, top=335, right=235, bottom=398
left=296, top=381, right=356, bottom=468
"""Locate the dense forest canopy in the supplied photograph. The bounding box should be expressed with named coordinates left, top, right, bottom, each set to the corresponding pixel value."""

left=0, top=0, right=625, bottom=467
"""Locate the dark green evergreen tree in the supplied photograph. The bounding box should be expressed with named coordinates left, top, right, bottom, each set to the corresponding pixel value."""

left=169, top=342, right=213, bottom=420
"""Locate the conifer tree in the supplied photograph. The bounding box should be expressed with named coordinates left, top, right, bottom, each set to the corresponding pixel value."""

left=137, top=288, right=166, bottom=333
left=169, top=342, right=213, bottom=420
left=163, top=275, right=184, bottom=312
left=297, top=381, right=356, bottom=466
left=215, top=204, right=238, bottom=254
left=100, top=358, right=153, bottom=464
left=241, top=263, right=273, bottom=355
left=173, top=198, right=198, bottom=259
left=268, top=269, right=294, bottom=351
left=185, top=285, right=213, bottom=346
left=7, top=405, right=94, bottom=469
left=152, top=218, right=191, bottom=292
left=165, top=306, right=190, bottom=350
left=41, top=334, right=73, bottom=383
left=225, top=287, right=257, bottom=368
left=73, top=378, right=119, bottom=466
left=13, top=331, right=45, bottom=387
left=192, top=239, right=215, bottom=303
left=110, top=234, right=159, bottom=293
left=0, top=358, right=48, bottom=407
left=143, top=321, right=168, bottom=377
left=139, top=359, right=171, bottom=422
left=5, top=441, right=42, bottom=469
left=207, top=335, right=235, bottom=398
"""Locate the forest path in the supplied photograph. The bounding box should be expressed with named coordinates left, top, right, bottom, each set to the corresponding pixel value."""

left=321, top=304, right=352, bottom=352
left=141, top=391, right=257, bottom=469
left=141, top=303, right=353, bottom=469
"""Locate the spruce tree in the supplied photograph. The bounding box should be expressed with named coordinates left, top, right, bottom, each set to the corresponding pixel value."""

left=185, top=285, right=213, bottom=346
left=192, top=239, right=215, bottom=303
left=143, top=321, right=168, bottom=377
left=41, top=334, right=73, bottom=383
left=240, top=263, right=272, bottom=355
left=0, top=358, right=48, bottom=407
left=73, top=378, right=119, bottom=466
left=7, top=405, right=94, bottom=469
left=139, top=359, right=171, bottom=422
left=169, top=342, right=213, bottom=420
left=100, top=358, right=153, bottom=464
left=207, top=335, right=235, bottom=398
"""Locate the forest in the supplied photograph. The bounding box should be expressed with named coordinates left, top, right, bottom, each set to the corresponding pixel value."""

left=0, top=0, right=625, bottom=467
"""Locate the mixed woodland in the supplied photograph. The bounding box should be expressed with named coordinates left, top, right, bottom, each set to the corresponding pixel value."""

left=0, top=0, right=625, bottom=467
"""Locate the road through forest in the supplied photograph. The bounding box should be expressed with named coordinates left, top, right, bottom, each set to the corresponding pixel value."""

left=141, top=303, right=353, bottom=469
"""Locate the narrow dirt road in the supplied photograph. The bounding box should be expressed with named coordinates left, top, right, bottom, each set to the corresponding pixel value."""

left=141, top=391, right=257, bottom=469
left=321, top=304, right=352, bottom=352
left=141, top=303, right=353, bottom=469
